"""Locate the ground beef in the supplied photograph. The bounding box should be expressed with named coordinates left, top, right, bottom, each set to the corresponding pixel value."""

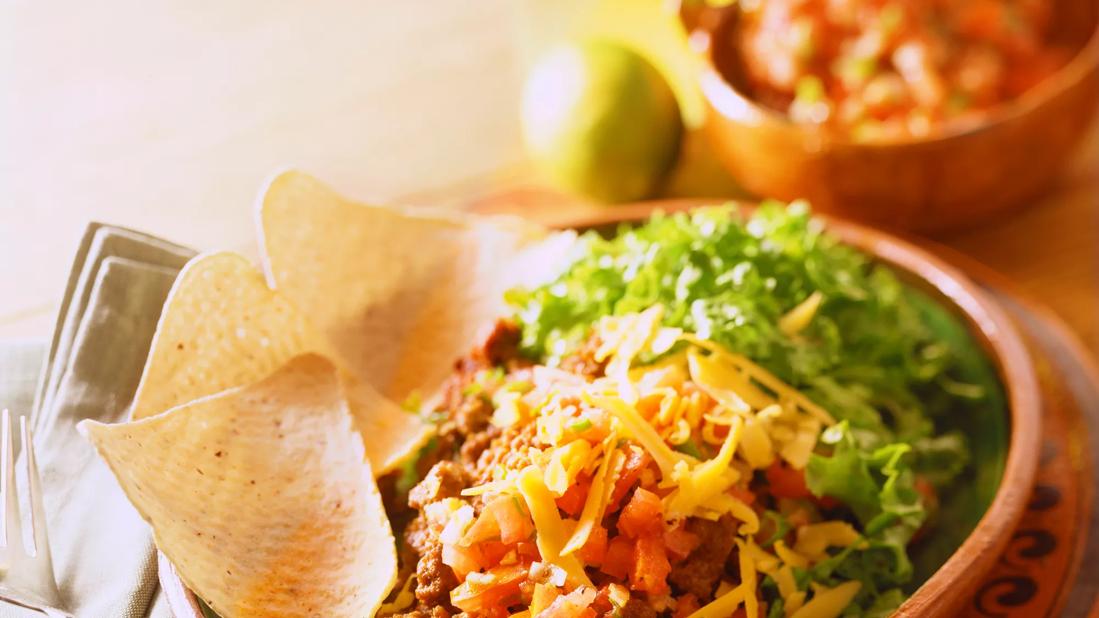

left=429, top=321, right=528, bottom=460
left=409, top=461, right=470, bottom=510
left=390, top=605, right=453, bottom=618
left=403, top=512, right=435, bottom=557
left=668, top=515, right=739, bottom=600
left=454, top=395, right=492, bottom=437
left=478, top=319, right=524, bottom=367
left=458, top=425, right=499, bottom=467
left=414, top=545, right=459, bottom=610
left=618, top=598, right=659, bottom=618
left=559, top=332, right=607, bottom=379
left=472, top=420, right=538, bottom=484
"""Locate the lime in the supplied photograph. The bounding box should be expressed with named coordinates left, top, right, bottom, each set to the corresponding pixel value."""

left=520, top=40, right=683, bottom=203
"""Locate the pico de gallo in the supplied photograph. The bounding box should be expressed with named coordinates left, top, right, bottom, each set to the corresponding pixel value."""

left=732, top=0, right=1071, bottom=140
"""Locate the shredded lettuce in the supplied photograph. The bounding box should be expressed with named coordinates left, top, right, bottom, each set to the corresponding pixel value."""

left=806, top=422, right=924, bottom=602
left=506, top=203, right=1005, bottom=614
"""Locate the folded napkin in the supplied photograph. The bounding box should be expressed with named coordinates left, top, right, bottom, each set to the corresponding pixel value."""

left=0, top=224, right=195, bottom=617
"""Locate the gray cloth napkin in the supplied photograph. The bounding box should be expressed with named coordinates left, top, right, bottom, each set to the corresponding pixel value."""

left=0, top=342, right=45, bottom=618
left=33, top=225, right=193, bottom=432
left=0, top=224, right=196, bottom=618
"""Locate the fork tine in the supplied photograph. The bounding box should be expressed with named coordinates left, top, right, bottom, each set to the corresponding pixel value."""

left=1, top=409, right=22, bottom=557
left=21, top=417, right=50, bottom=563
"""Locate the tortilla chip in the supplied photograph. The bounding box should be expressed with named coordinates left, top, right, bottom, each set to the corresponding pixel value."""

left=80, top=354, right=396, bottom=618
left=130, top=251, right=429, bottom=474
left=257, top=170, right=576, bottom=402
left=130, top=251, right=329, bottom=421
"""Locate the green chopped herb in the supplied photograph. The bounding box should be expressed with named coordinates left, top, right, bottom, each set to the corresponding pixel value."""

left=503, top=380, right=534, bottom=394
left=767, top=597, right=785, bottom=618
left=570, top=418, right=594, bottom=433
left=673, top=438, right=704, bottom=459
left=760, top=510, right=792, bottom=548
left=422, top=410, right=448, bottom=426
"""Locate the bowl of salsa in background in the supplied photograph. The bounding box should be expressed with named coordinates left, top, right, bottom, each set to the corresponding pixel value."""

left=682, top=0, right=1099, bottom=233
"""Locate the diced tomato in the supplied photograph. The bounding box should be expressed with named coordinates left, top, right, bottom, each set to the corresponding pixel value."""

left=636, top=392, right=664, bottom=419
left=600, top=536, right=634, bottom=580
left=663, top=524, right=700, bottom=562
left=576, top=524, right=608, bottom=566
left=538, top=603, right=596, bottom=618
left=536, top=587, right=599, bottom=618
left=954, top=0, right=1006, bottom=41
left=630, top=535, right=671, bottom=595
left=590, top=585, right=614, bottom=614
left=442, top=542, right=482, bottom=581
left=450, top=564, right=527, bottom=614
left=461, top=508, right=502, bottom=547
left=617, top=488, right=664, bottom=538
left=556, top=475, right=591, bottom=518
left=475, top=540, right=512, bottom=569
left=914, top=476, right=938, bottom=506
left=765, top=462, right=811, bottom=500
left=673, top=593, right=700, bottom=618
left=608, top=449, right=651, bottom=513
left=910, top=476, right=940, bottom=544
left=729, top=484, right=757, bottom=506
left=459, top=497, right=534, bottom=569
left=530, top=583, right=562, bottom=615
left=575, top=409, right=613, bottom=443
left=516, top=540, right=541, bottom=561
left=486, top=495, right=535, bottom=545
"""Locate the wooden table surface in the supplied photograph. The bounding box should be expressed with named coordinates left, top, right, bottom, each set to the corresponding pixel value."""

left=2, top=2, right=1097, bottom=356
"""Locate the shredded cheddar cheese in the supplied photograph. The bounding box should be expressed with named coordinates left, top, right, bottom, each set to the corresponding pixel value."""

left=737, top=540, right=760, bottom=618
left=587, top=393, right=683, bottom=478
left=794, top=521, right=863, bottom=560
left=779, top=291, right=824, bottom=336
left=517, top=467, right=592, bottom=587
left=774, top=564, right=799, bottom=600
left=561, top=439, right=620, bottom=556
left=688, top=583, right=748, bottom=618
left=665, top=417, right=743, bottom=519
left=774, top=540, right=811, bottom=570
left=789, top=581, right=862, bottom=618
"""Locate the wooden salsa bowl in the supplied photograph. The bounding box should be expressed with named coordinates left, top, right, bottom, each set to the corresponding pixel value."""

left=161, top=202, right=1042, bottom=617
left=683, top=1, right=1099, bottom=233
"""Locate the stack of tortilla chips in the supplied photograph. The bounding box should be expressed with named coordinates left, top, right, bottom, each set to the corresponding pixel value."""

left=79, top=171, right=576, bottom=617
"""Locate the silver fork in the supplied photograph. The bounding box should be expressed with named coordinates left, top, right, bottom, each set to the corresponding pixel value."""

left=0, top=410, right=69, bottom=617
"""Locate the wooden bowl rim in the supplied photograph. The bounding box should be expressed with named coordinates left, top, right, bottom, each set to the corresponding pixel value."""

left=160, top=201, right=1042, bottom=618
left=691, top=2, right=1099, bottom=148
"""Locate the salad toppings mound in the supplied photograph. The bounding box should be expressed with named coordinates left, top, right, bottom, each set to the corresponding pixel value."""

left=382, top=204, right=1002, bottom=618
